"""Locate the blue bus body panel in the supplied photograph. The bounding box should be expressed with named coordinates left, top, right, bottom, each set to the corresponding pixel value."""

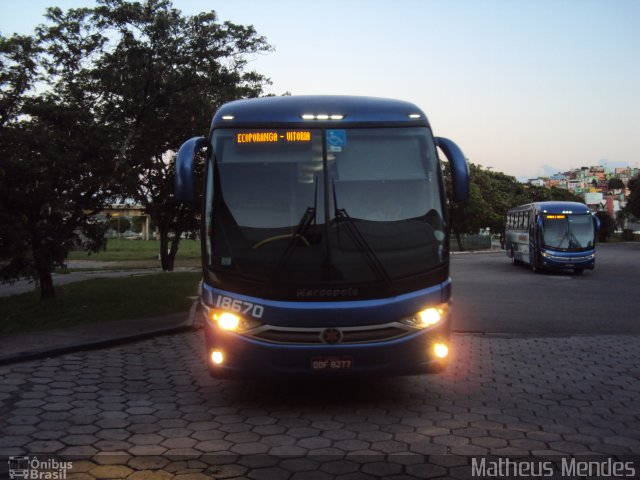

left=202, top=281, right=449, bottom=327
left=535, top=201, right=591, bottom=214
left=211, top=95, right=430, bottom=128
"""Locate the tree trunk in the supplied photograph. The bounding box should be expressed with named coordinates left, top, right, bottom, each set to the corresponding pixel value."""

left=38, top=269, right=55, bottom=300
left=159, top=229, right=183, bottom=272
left=159, top=231, right=173, bottom=271
left=453, top=229, right=464, bottom=251
left=169, top=233, right=182, bottom=270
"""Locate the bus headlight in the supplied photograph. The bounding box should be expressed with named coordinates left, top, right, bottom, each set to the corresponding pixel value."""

left=401, top=303, right=450, bottom=329
left=207, top=309, right=261, bottom=332
left=217, top=312, right=241, bottom=331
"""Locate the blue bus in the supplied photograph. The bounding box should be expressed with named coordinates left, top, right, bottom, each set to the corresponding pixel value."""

left=175, top=95, right=469, bottom=377
left=505, top=201, right=598, bottom=274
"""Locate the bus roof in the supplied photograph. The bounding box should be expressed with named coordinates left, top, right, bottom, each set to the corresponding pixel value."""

left=211, top=95, right=430, bottom=129
left=508, top=201, right=591, bottom=214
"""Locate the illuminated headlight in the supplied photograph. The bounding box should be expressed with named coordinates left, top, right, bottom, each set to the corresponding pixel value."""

left=401, top=303, right=450, bottom=329
left=207, top=308, right=261, bottom=332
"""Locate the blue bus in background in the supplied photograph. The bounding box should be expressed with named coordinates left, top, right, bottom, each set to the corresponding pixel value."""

left=505, top=201, right=598, bottom=274
left=176, top=95, right=469, bottom=377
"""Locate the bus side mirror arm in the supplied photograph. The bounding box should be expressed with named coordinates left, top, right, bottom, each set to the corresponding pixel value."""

left=436, top=137, right=469, bottom=203
left=176, top=136, right=210, bottom=204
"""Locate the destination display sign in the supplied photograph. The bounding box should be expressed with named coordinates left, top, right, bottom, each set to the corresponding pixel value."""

left=545, top=214, right=566, bottom=220
left=236, top=131, right=312, bottom=144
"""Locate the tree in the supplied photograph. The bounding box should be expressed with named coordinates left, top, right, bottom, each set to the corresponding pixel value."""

left=87, top=0, right=272, bottom=271
left=1, top=0, right=274, bottom=298
left=442, top=161, right=584, bottom=250
left=595, top=211, right=615, bottom=242
left=0, top=25, right=120, bottom=299
left=624, top=175, right=640, bottom=219
left=608, top=177, right=625, bottom=191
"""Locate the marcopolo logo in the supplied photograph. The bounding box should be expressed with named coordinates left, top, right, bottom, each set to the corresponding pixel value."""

left=296, top=287, right=359, bottom=298
left=8, top=456, right=72, bottom=479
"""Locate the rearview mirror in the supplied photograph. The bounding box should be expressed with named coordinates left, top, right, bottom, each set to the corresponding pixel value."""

left=436, top=137, right=469, bottom=203
left=175, top=136, right=210, bottom=203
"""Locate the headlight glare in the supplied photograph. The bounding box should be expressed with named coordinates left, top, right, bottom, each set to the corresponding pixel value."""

left=207, top=308, right=261, bottom=333
left=418, top=308, right=442, bottom=327
left=216, top=312, right=240, bottom=331
left=401, top=303, right=449, bottom=329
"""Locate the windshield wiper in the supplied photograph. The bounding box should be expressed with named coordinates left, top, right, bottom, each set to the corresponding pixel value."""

left=267, top=178, right=318, bottom=288
left=332, top=183, right=394, bottom=289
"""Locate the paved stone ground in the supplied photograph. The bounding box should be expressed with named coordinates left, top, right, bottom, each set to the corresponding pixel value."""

left=1, top=331, right=639, bottom=479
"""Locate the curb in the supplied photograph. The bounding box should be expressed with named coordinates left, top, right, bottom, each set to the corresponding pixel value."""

left=0, top=300, right=200, bottom=366
left=451, top=248, right=504, bottom=255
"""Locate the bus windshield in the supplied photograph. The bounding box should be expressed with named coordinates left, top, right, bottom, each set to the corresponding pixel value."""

left=209, top=127, right=446, bottom=289
left=542, top=214, right=595, bottom=251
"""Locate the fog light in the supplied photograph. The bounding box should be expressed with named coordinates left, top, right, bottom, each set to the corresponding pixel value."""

left=434, top=342, right=449, bottom=359
left=211, top=350, right=224, bottom=365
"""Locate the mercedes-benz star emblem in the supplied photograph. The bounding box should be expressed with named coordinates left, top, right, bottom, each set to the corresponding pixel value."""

left=321, top=328, right=342, bottom=344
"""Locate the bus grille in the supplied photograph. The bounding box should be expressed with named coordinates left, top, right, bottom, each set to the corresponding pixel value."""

left=246, top=324, right=412, bottom=345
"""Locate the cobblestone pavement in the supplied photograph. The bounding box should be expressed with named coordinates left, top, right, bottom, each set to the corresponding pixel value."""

left=1, top=330, right=639, bottom=479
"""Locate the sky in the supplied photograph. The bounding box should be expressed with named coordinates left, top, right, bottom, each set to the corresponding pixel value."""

left=1, top=0, right=639, bottom=179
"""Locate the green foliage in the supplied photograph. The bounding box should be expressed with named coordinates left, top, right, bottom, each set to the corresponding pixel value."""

left=68, top=238, right=200, bottom=262
left=443, top=162, right=583, bottom=250
left=0, top=27, right=120, bottom=299
left=624, top=175, right=640, bottom=219
left=608, top=177, right=625, bottom=190
left=595, top=211, right=616, bottom=242
left=0, top=0, right=272, bottom=297
left=82, top=0, right=272, bottom=272
left=0, top=271, right=201, bottom=334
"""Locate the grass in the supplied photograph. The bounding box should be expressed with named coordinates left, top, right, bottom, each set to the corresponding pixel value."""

left=67, top=238, right=201, bottom=268
left=0, top=271, right=201, bottom=335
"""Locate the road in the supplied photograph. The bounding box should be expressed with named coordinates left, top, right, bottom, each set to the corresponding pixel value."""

left=0, top=243, right=639, bottom=479
left=452, top=242, right=640, bottom=334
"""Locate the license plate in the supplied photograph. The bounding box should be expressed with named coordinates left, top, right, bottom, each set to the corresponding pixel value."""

left=311, top=356, right=353, bottom=370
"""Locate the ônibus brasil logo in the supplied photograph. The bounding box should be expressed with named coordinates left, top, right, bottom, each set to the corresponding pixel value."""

left=8, top=456, right=72, bottom=479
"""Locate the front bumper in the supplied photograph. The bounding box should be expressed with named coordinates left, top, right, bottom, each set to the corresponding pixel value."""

left=540, top=250, right=595, bottom=270
left=203, top=313, right=451, bottom=378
